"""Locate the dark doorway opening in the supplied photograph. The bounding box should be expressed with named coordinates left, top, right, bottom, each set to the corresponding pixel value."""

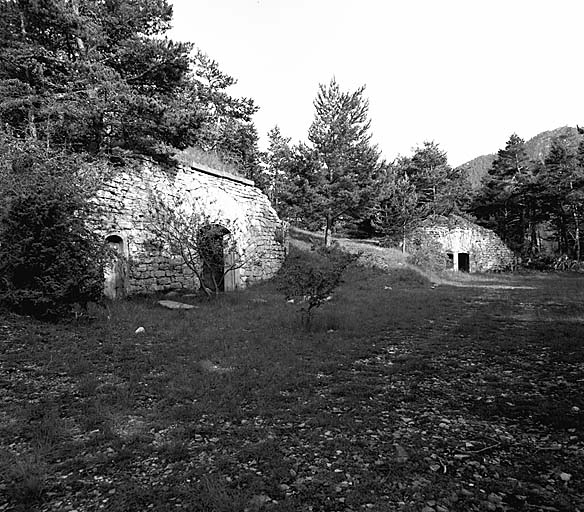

left=104, top=234, right=126, bottom=299
left=198, top=224, right=230, bottom=293
left=458, top=252, right=470, bottom=272
left=446, top=252, right=454, bottom=269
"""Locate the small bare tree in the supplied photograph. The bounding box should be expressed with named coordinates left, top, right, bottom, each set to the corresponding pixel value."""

left=279, top=242, right=360, bottom=327
left=147, top=192, right=261, bottom=297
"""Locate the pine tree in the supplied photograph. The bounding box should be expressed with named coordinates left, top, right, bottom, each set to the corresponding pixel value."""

left=374, top=166, right=422, bottom=252
left=0, top=0, right=199, bottom=157
left=262, top=126, right=294, bottom=214
left=0, top=1, right=259, bottom=164
left=307, top=78, right=382, bottom=245
left=538, top=138, right=584, bottom=258
left=573, top=140, right=584, bottom=259
left=277, top=143, right=326, bottom=230
left=472, top=134, right=536, bottom=254
left=398, top=141, right=470, bottom=216
left=187, top=51, right=260, bottom=178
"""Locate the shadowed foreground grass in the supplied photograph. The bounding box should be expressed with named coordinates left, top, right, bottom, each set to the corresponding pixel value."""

left=1, top=248, right=583, bottom=511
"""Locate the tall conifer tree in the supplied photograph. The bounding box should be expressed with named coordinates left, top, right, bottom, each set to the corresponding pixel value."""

left=0, top=0, right=260, bottom=165
left=307, top=78, right=382, bottom=245
left=473, top=134, right=535, bottom=253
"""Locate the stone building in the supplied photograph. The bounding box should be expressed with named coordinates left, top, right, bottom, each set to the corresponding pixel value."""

left=95, top=161, right=288, bottom=298
left=412, top=215, right=513, bottom=272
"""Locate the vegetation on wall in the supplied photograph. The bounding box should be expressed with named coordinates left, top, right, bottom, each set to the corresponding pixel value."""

left=405, top=236, right=450, bottom=272
left=188, top=51, right=261, bottom=181
left=146, top=192, right=263, bottom=297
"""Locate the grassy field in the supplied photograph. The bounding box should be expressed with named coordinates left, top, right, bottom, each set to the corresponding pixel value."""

left=1, top=247, right=583, bottom=511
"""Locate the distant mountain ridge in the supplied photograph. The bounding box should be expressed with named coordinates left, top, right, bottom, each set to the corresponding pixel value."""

left=457, top=126, right=582, bottom=189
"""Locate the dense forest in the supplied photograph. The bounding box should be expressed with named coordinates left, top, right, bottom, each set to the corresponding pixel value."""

left=0, top=0, right=261, bottom=169
left=469, top=128, right=584, bottom=264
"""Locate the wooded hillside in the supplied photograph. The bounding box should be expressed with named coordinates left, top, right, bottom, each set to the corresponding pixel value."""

left=458, top=126, right=582, bottom=189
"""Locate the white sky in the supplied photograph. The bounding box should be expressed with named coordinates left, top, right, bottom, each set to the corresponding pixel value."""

left=168, top=0, right=584, bottom=167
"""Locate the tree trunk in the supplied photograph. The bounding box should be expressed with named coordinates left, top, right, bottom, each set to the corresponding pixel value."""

left=558, top=213, right=568, bottom=255
left=28, top=109, right=37, bottom=140
left=19, top=9, right=27, bottom=40
left=520, top=204, right=527, bottom=257
left=501, top=206, right=509, bottom=246
left=69, top=0, right=86, bottom=56
left=529, top=217, right=538, bottom=256
left=19, top=9, right=39, bottom=140
left=46, top=113, right=50, bottom=149
left=324, top=214, right=332, bottom=247
left=574, top=208, right=581, bottom=261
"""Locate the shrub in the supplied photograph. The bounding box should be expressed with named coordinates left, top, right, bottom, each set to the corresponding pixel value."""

left=520, top=254, right=584, bottom=272
left=3, top=452, right=47, bottom=506
left=406, top=236, right=449, bottom=272
left=0, top=138, right=108, bottom=319
left=550, top=254, right=584, bottom=272
left=278, top=243, right=359, bottom=326
left=176, top=146, right=243, bottom=178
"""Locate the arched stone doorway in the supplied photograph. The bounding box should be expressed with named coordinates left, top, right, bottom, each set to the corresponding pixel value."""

left=104, top=234, right=127, bottom=299
left=197, top=224, right=240, bottom=293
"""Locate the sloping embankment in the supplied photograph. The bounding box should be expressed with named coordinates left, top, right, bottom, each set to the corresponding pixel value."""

left=289, top=227, right=528, bottom=289
left=289, top=227, right=438, bottom=284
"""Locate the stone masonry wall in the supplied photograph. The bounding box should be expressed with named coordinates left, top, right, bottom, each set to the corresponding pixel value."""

left=94, top=162, right=288, bottom=295
left=415, top=217, right=513, bottom=272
